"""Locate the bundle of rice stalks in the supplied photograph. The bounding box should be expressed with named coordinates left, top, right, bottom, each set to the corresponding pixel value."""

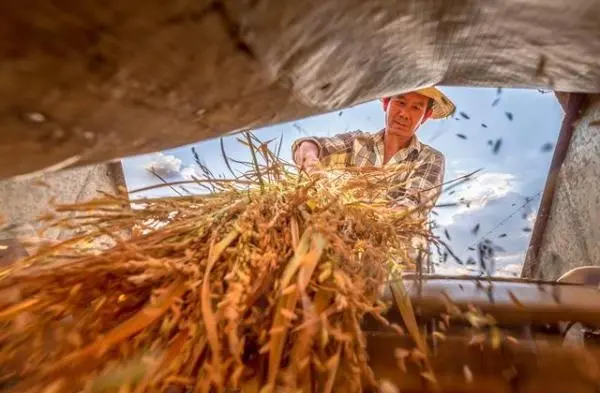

left=0, top=134, right=434, bottom=393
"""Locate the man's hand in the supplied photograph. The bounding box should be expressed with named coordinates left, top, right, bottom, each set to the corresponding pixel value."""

left=294, top=141, right=323, bottom=175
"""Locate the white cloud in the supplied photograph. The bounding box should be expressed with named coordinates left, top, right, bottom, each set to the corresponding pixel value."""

left=145, top=153, right=182, bottom=177
left=494, top=252, right=525, bottom=265
left=525, top=210, right=536, bottom=227
left=434, top=263, right=478, bottom=276
left=453, top=172, right=517, bottom=210
left=435, top=172, right=519, bottom=227
left=434, top=252, right=525, bottom=277
left=181, top=166, right=202, bottom=180
left=179, top=166, right=214, bottom=195
left=495, top=263, right=522, bottom=277
left=494, top=252, right=525, bottom=277
left=432, top=209, right=457, bottom=227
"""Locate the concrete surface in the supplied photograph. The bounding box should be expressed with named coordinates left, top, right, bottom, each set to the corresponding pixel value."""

left=0, top=162, right=126, bottom=250
left=1, top=0, right=600, bottom=179
left=532, top=95, right=600, bottom=280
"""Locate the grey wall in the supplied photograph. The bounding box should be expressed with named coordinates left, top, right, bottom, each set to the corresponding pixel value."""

left=0, top=162, right=125, bottom=254
left=534, top=95, right=600, bottom=279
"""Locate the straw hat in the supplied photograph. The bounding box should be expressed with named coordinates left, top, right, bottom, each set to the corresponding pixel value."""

left=382, top=87, right=456, bottom=120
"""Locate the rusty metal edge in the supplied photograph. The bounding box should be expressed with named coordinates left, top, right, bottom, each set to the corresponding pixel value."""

left=367, top=333, right=600, bottom=393
left=107, top=161, right=127, bottom=193
left=521, top=93, right=589, bottom=279
left=369, top=275, right=600, bottom=328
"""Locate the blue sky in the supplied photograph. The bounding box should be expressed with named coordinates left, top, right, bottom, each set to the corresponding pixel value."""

left=122, top=87, right=563, bottom=276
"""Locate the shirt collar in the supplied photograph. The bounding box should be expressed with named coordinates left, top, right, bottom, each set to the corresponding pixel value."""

left=376, top=129, right=423, bottom=154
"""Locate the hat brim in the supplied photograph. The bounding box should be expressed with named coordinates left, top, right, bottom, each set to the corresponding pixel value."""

left=414, top=87, right=456, bottom=120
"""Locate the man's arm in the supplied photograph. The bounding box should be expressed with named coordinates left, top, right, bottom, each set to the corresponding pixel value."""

left=291, top=131, right=361, bottom=170
left=388, top=150, right=445, bottom=216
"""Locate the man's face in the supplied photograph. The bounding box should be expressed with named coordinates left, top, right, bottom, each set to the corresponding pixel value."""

left=385, top=92, right=431, bottom=138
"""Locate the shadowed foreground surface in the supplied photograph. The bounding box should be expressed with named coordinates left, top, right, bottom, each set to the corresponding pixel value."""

left=1, top=0, right=600, bottom=179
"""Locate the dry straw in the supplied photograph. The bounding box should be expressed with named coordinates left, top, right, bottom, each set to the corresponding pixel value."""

left=0, top=133, right=437, bottom=393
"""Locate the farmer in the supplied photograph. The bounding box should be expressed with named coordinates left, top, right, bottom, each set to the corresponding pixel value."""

left=292, top=87, right=456, bottom=218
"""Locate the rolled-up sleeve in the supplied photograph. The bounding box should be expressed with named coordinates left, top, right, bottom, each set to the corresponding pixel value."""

left=291, top=131, right=361, bottom=166
left=291, top=137, right=323, bottom=163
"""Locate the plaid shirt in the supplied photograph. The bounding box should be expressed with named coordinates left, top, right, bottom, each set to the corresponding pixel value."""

left=292, top=130, right=445, bottom=215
